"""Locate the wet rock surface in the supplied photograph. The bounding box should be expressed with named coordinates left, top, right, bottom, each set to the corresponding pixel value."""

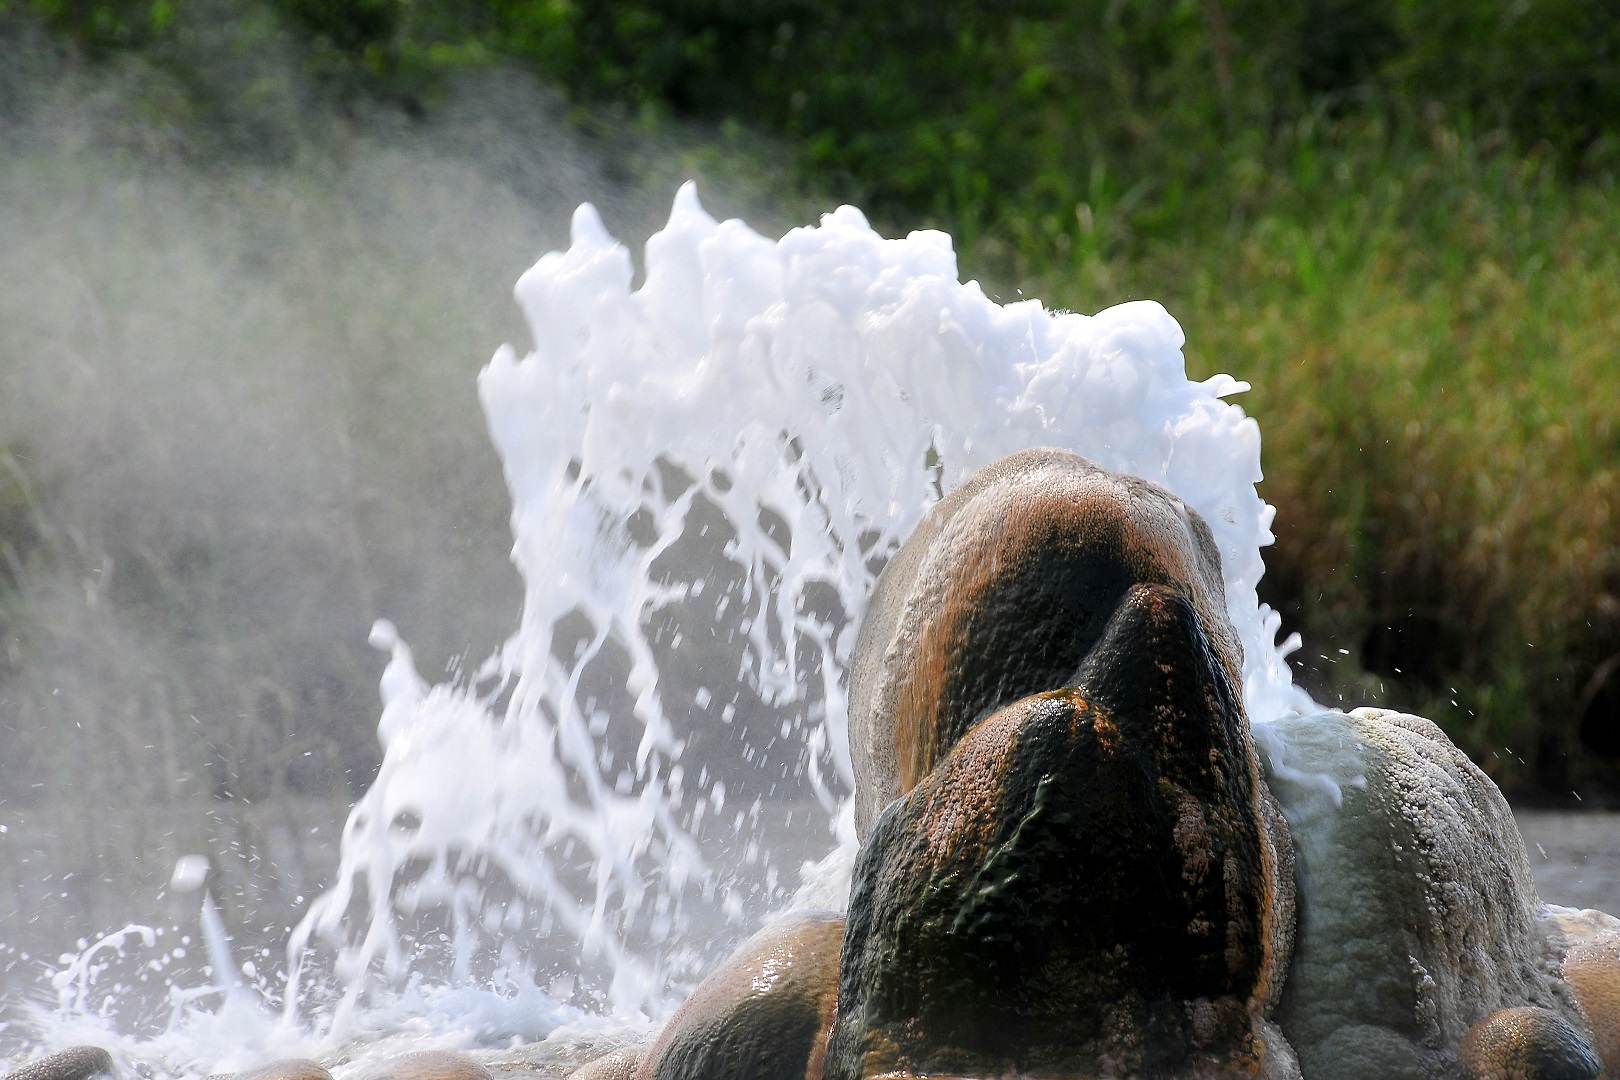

left=632, top=911, right=843, bottom=1080
left=357, top=1051, right=493, bottom=1080
left=399, top=1039, right=648, bottom=1080
left=0, top=1047, right=113, bottom=1080
left=564, top=1047, right=644, bottom=1080
left=232, top=1060, right=334, bottom=1080
left=847, top=447, right=1244, bottom=842
left=1553, top=907, right=1620, bottom=1075
left=1459, top=1006, right=1604, bottom=1080
left=828, top=584, right=1293, bottom=1080
left=1260, top=708, right=1585, bottom=1080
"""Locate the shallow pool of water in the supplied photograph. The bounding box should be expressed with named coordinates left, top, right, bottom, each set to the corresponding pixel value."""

left=1515, top=807, right=1620, bottom=914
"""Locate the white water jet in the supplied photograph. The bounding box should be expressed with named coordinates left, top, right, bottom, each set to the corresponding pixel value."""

left=287, top=182, right=1310, bottom=1017
left=23, top=183, right=1311, bottom=1072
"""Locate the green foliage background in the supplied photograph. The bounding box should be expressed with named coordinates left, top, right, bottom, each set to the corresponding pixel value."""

left=4, top=0, right=1619, bottom=795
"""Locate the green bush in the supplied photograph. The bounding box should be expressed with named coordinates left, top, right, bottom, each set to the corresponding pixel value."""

left=19, top=0, right=1615, bottom=229
left=452, top=0, right=1620, bottom=240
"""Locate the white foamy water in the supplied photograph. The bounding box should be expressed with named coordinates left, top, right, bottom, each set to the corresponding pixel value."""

left=12, top=185, right=1310, bottom=1076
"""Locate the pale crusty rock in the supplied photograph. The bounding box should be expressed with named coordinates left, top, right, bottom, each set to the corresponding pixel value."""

left=233, top=1060, right=333, bottom=1080
left=1547, top=906, right=1620, bottom=943
left=847, top=447, right=1244, bottom=842
left=565, top=1048, right=644, bottom=1080
left=1260, top=708, right=1585, bottom=1080
left=632, top=911, right=843, bottom=1080
left=1, top=1047, right=113, bottom=1080
left=358, top=1051, right=492, bottom=1080
left=1459, top=1006, right=1603, bottom=1080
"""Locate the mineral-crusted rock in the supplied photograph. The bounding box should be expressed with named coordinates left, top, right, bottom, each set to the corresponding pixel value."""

left=847, top=447, right=1244, bottom=841
left=1, top=1048, right=114, bottom=1080
left=1259, top=708, right=1585, bottom=1080
left=1551, top=907, right=1620, bottom=1075
left=1458, top=1006, right=1603, bottom=1079
left=827, top=584, right=1296, bottom=1080
left=632, top=911, right=843, bottom=1080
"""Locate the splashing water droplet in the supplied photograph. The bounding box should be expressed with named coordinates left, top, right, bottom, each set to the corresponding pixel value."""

left=32, top=185, right=1310, bottom=1071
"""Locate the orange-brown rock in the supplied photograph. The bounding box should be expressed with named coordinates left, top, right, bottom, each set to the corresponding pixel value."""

left=827, top=584, right=1295, bottom=1080
left=1459, top=1006, right=1603, bottom=1080
left=357, top=1051, right=492, bottom=1080
left=1, top=1047, right=113, bottom=1080
left=632, top=911, right=843, bottom=1080
left=565, top=1047, right=644, bottom=1080
left=1559, top=915, right=1620, bottom=1075
left=847, top=447, right=1244, bottom=841
left=233, top=1060, right=333, bottom=1080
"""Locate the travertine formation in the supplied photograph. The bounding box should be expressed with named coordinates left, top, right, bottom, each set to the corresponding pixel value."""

left=0, top=1047, right=113, bottom=1080
left=830, top=584, right=1296, bottom=1079
left=629, top=912, right=843, bottom=1080
left=828, top=449, right=1296, bottom=1079
left=1261, top=708, right=1592, bottom=1079
left=847, top=448, right=1246, bottom=842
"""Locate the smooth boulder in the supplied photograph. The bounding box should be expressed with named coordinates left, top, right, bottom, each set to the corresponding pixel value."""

left=357, top=1051, right=492, bottom=1080
left=1552, top=907, right=1620, bottom=1075
left=632, top=911, right=843, bottom=1080
left=1459, top=1006, right=1603, bottom=1080
left=827, top=584, right=1297, bottom=1080
left=566, top=1048, right=644, bottom=1080
left=232, top=1061, right=334, bottom=1080
left=1, top=1048, right=113, bottom=1080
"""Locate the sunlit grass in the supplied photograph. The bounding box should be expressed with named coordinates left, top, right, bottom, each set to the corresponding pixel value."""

left=1010, top=118, right=1620, bottom=790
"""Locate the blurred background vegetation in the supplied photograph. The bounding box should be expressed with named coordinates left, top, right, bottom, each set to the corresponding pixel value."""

left=1, top=0, right=1616, bottom=803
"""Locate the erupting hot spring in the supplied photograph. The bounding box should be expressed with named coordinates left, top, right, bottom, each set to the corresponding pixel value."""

left=4, top=186, right=1615, bottom=1080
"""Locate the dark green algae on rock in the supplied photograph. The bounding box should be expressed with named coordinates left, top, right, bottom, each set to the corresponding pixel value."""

left=826, top=584, right=1295, bottom=1080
